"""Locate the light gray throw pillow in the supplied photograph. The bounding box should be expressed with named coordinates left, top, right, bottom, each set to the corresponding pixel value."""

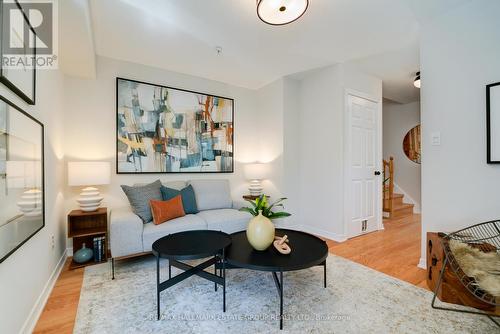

left=121, top=180, right=162, bottom=223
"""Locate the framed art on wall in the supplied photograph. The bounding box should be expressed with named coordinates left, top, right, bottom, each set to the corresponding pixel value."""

left=116, top=77, right=234, bottom=174
left=0, top=0, right=37, bottom=105
left=0, top=95, right=44, bottom=263
left=486, top=82, right=500, bottom=163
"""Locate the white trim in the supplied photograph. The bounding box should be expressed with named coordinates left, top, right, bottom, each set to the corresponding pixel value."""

left=393, top=183, right=421, bottom=213
left=67, top=247, right=74, bottom=256
left=418, top=257, right=426, bottom=269
left=343, top=89, right=383, bottom=239
left=294, top=224, right=348, bottom=242
left=20, top=249, right=68, bottom=334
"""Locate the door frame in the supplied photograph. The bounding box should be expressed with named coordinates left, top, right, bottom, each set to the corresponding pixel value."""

left=343, top=89, right=383, bottom=238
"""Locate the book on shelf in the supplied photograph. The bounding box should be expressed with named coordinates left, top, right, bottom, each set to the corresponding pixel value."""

left=92, top=236, right=106, bottom=262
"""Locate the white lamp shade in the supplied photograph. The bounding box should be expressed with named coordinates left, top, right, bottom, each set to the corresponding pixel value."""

left=244, top=163, right=269, bottom=180
left=68, top=162, right=111, bottom=186
left=257, top=0, right=309, bottom=25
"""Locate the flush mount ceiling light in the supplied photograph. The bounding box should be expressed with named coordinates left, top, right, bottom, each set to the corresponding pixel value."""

left=257, top=0, right=309, bottom=26
left=414, top=71, right=421, bottom=89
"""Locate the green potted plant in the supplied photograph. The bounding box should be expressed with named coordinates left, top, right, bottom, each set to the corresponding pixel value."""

left=239, top=195, right=291, bottom=251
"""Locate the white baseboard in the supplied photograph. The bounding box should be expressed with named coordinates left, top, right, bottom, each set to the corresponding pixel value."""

left=294, top=224, right=348, bottom=242
left=418, top=257, right=426, bottom=269
left=393, top=183, right=421, bottom=213
left=21, top=249, right=68, bottom=334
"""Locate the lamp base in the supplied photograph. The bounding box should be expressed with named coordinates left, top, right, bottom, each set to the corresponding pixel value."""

left=77, top=187, right=104, bottom=212
left=248, top=180, right=263, bottom=196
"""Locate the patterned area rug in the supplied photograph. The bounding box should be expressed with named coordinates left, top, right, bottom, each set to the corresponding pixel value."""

left=74, top=255, right=498, bottom=333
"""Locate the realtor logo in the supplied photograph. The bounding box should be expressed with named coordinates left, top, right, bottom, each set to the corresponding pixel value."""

left=2, top=0, right=58, bottom=69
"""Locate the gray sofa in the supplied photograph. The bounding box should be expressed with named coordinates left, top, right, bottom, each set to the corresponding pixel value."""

left=110, top=179, right=252, bottom=259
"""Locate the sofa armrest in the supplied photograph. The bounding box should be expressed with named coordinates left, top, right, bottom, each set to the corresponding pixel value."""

left=110, top=207, right=144, bottom=258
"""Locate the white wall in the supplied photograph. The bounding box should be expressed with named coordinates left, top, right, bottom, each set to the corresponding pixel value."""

left=383, top=100, right=421, bottom=210
left=420, top=0, right=500, bottom=265
left=292, top=63, right=382, bottom=239
left=0, top=70, right=66, bottom=334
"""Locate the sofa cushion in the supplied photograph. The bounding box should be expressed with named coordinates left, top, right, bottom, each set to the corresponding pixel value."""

left=150, top=197, right=186, bottom=225
left=142, top=214, right=207, bottom=252
left=121, top=180, right=162, bottom=223
left=196, top=209, right=252, bottom=234
left=161, top=184, right=199, bottom=214
left=189, top=179, right=232, bottom=211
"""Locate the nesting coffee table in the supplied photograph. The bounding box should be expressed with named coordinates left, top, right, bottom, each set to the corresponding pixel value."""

left=223, top=229, right=329, bottom=329
left=152, top=230, right=231, bottom=320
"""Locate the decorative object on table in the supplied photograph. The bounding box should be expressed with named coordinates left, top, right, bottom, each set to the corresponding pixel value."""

left=68, top=208, right=108, bottom=270
left=0, top=96, right=44, bottom=264
left=73, top=243, right=94, bottom=264
left=244, top=163, right=269, bottom=196
left=273, top=235, right=291, bottom=254
left=240, top=195, right=291, bottom=251
left=403, top=125, right=421, bottom=164
left=0, top=0, right=37, bottom=105
left=68, top=161, right=111, bottom=212
left=486, top=82, right=500, bottom=163
left=430, top=221, right=500, bottom=326
left=246, top=210, right=275, bottom=251
left=121, top=180, right=162, bottom=223
left=116, top=77, right=234, bottom=173
left=256, top=0, right=309, bottom=26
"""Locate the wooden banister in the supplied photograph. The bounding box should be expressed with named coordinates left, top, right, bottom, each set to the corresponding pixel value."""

left=383, top=157, right=394, bottom=213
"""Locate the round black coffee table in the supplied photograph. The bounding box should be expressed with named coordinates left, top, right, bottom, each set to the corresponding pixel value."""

left=225, top=229, right=328, bottom=329
left=152, top=230, right=231, bottom=320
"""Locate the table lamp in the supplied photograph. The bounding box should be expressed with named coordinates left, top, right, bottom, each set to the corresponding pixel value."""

left=68, top=161, right=110, bottom=212
left=244, top=163, right=269, bottom=196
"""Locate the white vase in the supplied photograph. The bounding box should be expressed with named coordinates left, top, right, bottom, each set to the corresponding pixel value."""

left=246, top=210, right=275, bottom=251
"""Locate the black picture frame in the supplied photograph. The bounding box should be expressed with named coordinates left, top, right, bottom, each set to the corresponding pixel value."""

left=0, top=95, right=45, bottom=263
left=486, top=82, right=500, bottom=164
left=0, top=0, right=37, bottom=105
left=116, top=77, right=235, bottom=174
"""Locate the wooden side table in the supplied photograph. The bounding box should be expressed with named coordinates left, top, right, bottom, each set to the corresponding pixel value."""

left=242, top=195, right=269, bottom=201
left=68, top=207, right=108, bottom=270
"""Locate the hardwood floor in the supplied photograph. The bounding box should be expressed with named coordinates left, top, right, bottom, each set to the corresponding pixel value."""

left=34, top=213, right=425, bottom=333
left=327, top=213, right=427, bottom=288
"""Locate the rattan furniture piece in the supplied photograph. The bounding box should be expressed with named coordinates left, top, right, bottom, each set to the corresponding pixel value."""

left=431, top=220, right=500, bottom=327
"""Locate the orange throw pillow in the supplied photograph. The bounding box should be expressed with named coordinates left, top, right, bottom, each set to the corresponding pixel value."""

left=150, top=196, right=186, bottom=225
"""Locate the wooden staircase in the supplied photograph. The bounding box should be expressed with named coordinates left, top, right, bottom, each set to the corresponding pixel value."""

left=383, top=157, right=414, bottom=219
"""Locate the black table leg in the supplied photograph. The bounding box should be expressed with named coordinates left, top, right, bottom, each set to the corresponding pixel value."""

left=222, top=248, right=226, bottom=312
left=323, top=261, right=327, bottom=288
left=279, top=271, right=283, bottom=330
left=111, top=258, right=115, bottom=280
left=214, top=256, right=218, bottom=292
left=168, top=261, right=171, bottom=279
left=156, top=256, right=160, bottom=320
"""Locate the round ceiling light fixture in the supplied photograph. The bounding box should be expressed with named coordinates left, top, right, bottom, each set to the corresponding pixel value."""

left=257, top=0, right=309, bottom=26
left=414, top=71, right=421, bottom=89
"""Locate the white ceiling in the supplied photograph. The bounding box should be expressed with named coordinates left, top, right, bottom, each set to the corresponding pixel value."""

left=61, top=0, right=471, bottom=103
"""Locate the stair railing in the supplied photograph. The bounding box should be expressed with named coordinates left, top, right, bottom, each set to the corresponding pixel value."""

left=383, top=157, right=394, bottom=213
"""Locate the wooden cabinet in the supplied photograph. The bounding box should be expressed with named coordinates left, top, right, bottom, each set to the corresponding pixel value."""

left=68, top=208, right=108, bottom=270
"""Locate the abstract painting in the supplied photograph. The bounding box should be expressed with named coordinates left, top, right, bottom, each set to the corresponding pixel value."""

left=116, top=78, right=234, bottom=173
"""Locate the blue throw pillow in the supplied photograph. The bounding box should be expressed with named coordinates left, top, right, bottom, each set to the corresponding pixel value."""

left=161, top=184, right=199, bottom=214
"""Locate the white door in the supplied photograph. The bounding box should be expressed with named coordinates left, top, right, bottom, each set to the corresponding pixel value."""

left=346, top=93, right=381, bottom=238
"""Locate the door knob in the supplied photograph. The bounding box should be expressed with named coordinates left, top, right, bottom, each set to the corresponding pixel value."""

left=374, top=171, right=381, bottom=175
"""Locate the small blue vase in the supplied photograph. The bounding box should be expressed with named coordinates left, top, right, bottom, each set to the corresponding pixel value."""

left=74, top=243, right=93, bottom=263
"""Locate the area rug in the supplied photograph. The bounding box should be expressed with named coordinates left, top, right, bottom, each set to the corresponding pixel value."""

left=74, top=255, right=498, bottom=333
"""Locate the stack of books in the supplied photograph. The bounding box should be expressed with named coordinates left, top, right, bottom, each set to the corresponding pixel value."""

left=93, top=236, right=106, bottom=262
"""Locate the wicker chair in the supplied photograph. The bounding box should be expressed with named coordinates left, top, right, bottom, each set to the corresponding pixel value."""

left=431, top=220, right=500, bottom=327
